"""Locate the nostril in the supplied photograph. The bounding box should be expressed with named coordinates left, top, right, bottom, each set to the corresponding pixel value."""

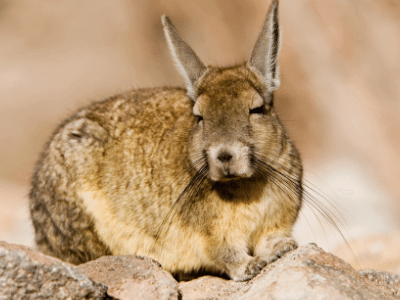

left=217, top=151, right=233, bottom=163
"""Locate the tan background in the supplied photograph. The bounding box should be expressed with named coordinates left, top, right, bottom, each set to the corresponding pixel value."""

left=1, top=0, right=400, bottom=270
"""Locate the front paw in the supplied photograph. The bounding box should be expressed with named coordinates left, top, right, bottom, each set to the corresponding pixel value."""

left=262, top=237, right=297, bottom=264
left=230, top=257, right=267, bottom=282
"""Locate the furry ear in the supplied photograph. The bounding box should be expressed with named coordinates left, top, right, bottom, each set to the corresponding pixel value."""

left=248, top=0, right=281, bottom=92
left=162, top=15, right=206, bottom=99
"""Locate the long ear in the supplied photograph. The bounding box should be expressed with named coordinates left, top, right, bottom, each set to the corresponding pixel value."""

left=162, top=15, right=206, bottom=98
left=248, top=0, right=281, bottom=92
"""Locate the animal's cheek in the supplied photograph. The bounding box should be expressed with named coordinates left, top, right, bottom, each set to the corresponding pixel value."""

left=249, top=117, right=272, bottom=137
left=249, top=115, right=275, bottom=138
left=249, top=122, right=277, bottom=151
left=190, top=121, right=203, bottom=139
left=188, top=126, right=206, bottom=164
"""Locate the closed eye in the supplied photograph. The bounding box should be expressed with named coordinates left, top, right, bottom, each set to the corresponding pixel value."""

left=249, top=106, right=265, bottom=115
left=195, top=115, right=203, bottom=122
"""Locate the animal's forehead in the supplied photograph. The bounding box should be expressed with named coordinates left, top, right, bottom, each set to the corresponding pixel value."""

left=194, top=85, right=262, bottom=118
left=200, top=72, right=255, bottom=97
left=198, top=78, right=260, bottom=105
left=193, top=67, right=265, bottom=115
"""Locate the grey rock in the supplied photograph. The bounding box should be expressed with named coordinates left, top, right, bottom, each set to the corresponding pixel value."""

left=0, top=241, right=108, bottom=300
left=78, top=255, right=179, bottom=300
left=179, top=275, right=250, bottom=300
left=359, top=269, right=400, bottom=298
left=179, top=243, right=400, bottom=300
left=2, top=241, right=400, bottom=300
left=238, top=243, right=397, bottom=300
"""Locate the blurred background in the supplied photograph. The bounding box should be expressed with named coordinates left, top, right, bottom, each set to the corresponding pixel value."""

left=1, top=0, right=399, bottom=272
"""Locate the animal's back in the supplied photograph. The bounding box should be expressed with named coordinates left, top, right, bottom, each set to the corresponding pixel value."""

left=29, top=86, right=194, bottom=265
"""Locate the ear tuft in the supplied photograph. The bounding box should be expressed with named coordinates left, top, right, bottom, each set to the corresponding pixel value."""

left=162, top=15, right=206, bottom=99
left=248, top=0, right=281, bottom=92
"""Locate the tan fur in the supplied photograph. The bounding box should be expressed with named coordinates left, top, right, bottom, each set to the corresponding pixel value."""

left=29, top=0, right=303, bottom=281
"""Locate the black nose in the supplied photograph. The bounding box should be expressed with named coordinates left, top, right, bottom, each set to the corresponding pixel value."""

left=217, top=151, right=233, bottom=163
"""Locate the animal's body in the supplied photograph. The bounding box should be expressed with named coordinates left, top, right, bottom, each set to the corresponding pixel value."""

left=30, top=0, right=303, bottom=281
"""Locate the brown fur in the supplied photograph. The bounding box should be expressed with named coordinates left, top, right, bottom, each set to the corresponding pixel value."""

left=30, top=0, right=303, bottom=281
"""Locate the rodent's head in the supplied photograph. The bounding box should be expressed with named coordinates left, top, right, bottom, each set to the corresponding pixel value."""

left=189, top=67, right=281, bottom=182
left=163, top=0, right=288, bottom=182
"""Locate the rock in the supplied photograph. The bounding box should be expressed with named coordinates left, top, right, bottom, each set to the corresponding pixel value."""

left=179, top=244, right=400, bottom=300
left=0, top=241, right=108, bottom=300
left=240, top=244, right=400, bottom=300
left=2, top=241, right=400, bottom=300
left=78, top=255, right=179, bottom=300
left=179, top=276, right=250, bottom=300
left=360, top=269, right=400, bottom=298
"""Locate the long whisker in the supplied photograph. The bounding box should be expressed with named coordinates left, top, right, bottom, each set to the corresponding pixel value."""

left=252, top=159, right=322, bottom=240
left=253, top=154, right=346, bottom=231
left=254, top=152, right=349, bottom=224
left=178, top=167, right=208, bottom=227
left=154, top=163, right=208, bottom=243
left=157, top=156, right=206, bottom=195
left=252, top=153, right=359, bottom=264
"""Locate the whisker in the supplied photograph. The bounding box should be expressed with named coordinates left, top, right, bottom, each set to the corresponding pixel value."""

left=254, top=152, right=349, bottom=224
left=253, top=160, right=323, bottom=240
left=253, top=154, right=345, bottom=229
left=179, top=167, right=208, bottom=224
left=252, top=153, right=359, bottom=265
left=154, top=163, right=208, bottom=245
left=257, top=163, right=325, bottom=240
left=157, top=156, right=206, bottom=195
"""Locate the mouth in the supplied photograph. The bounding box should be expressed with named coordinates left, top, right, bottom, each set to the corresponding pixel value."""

left=217, top=175, right=240, bottom=182
left=204, top=146, right=254, bottom=182
left=210, top=172, right=252, bottom=182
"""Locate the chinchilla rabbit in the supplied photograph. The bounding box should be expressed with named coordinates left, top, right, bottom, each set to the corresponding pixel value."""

left=30, top=0, right=303, bottom=281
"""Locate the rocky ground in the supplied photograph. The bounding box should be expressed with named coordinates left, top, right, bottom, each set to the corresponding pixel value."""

left=1, top=241, right=400, bottom=300
left=1, top=0, right=400, bottom=252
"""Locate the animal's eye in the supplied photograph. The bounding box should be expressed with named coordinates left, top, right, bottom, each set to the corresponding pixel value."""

left=195, top=115, right=203, bottom=123
left=249, top=106, right=265, bottom=115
